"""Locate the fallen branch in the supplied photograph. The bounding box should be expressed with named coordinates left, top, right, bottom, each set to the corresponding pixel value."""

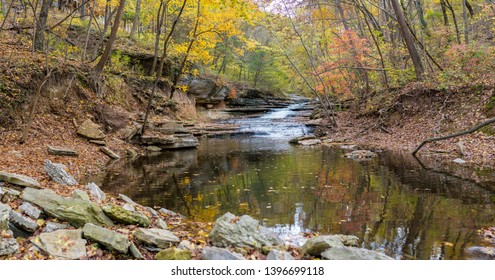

left=412, top=117, right=495, bottom=156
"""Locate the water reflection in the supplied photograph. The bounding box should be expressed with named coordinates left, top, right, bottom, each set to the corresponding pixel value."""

left=97, top=138, right=495, bottom=259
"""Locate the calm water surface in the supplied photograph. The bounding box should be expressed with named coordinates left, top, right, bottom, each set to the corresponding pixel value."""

left=98, top=105, right=495, bottom=260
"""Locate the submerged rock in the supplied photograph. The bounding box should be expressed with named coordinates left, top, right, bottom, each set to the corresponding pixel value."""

left=102, top=204, right=150, bottom=227
left=155, top=247, right=192, bottom=260
left=36, top=229, right=87, bottom=260
left=209, top=212, right=283, bottom=249
left=22, top=188, right=114, bottom=228
left=321, top=246, right=393, bottom=260
left=267, top=249, right=294, bottom=260
left=134, top=228, right=180, bottom=249
left=343, top=150, right=377, bottom=160
left=0, top=237, right=19, bottom=256
left=82, top=223, right=130, bottom=254
left=201, top=246, right=244, bottom=260
left=77, top=119, right=106, bottom=140
left=0, top=171, right=41, bottom=188
left=43, top=160, right=78, bottom=186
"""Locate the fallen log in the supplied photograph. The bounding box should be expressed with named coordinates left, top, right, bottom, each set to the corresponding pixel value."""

left=412, top=117, right=495, bottom=156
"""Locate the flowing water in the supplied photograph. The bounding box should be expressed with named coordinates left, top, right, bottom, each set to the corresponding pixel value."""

left=97, top=104, right=495, bottom=260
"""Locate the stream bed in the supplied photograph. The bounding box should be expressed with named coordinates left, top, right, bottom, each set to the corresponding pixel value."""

left=96, top=104, right=495, bottom=260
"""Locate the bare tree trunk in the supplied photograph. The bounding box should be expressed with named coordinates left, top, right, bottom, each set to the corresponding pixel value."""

left=82, top=0, right=96, bottom=61
left=92, top=0, right=126, bottom=95
left=462, top=0, right=469, bottom=44
left=440, top=0, right=449, bottom=25
left=33, top=0, right=54, bottom=52
left=141, top=0, right=188, bottom=135
left=445, top=0, right=461, bottom=44
left=150, top=0, right=166, bottom=75
left=130, top=0, right=141, bottom=39
left=390, top=0, right=424, bottom=80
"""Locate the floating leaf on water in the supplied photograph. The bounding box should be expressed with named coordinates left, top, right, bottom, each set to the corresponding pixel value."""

left=266, top=205, right=272, bottom=209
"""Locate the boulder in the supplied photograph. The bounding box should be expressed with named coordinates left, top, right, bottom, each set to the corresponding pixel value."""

left=155, top=247, right=192, bottom=260
left=180, top=76, right=229, bottom=104
left=100, top=147, right=120, bottom=160
left=82, top=223, right=130, bottom=254
left=209, top=212, right=283, bottom=249
left=141, top=134, right=199, bottom=149
left=43, top=160, right=78, bottom=186
left=321, top=246, right=393, bottom=260
left=77, top=119, right=106, bottom=140
left=9, top=211, right=37, bottom=232
left=47, top=145, right=78, bottom=157
left=44, top=222, right=69, bottom=233
left=22, top=188, right=114, bottom=228
left=335, top=234, right=360, bottom=247
left=0, top=203, right=11, bottom=231
left=344, top=150, right=377, bottom=160
left=177, top=240, right=194, bottom=251
left=201, top=246, right=244, bottom=260
left=267, top=249, right=294, bottom=260
left=301, top=235, right=345, bottom=256
left=36, top=229, right=87, bottom=260
left=0, top=237, right=19, bottom=256
left=129, top=242, right=145, bottom=260
left=19, top=202, right=42, bottom=220
left=86, top=183, right=107, bottom=203
left=0, top=171, right=41, bottom=188
left=102, top=204, right=150, bottom=227
left=134, top=228, right=179, bottom=249
left=122, top=203, right=135, bottom=212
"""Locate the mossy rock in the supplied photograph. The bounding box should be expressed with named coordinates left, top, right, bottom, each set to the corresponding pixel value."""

left=102, top=204, right=150, bottom=227
left=155, top=247, right=191, bottom=260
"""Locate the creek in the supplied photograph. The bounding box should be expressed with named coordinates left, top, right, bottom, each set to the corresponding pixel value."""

left=96, top=103, right=495, bottom=260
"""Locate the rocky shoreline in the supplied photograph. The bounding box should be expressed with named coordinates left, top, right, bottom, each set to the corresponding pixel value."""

left=0, top=167, right=393, bottom=260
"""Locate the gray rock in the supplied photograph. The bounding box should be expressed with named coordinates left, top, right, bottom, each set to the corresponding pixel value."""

left=298, top=139, right=322, bottom=146
left=119, top=194, right=138, bottom=206
left=134, top=228, right=179, bottom=249
left=77, top=119, right=106, bottom=140
left=344, top=150, right=377, bottom=160
left=36, top=229, right=87, bottom=260
left=466, top=246, right=495, bottom=260
left=144, top=207, right=158, bottom=217
left=177, top=240, right=194, bottom=251
left=267, top=249, right=294, bottom=260
left=9, top=211, right=37, bottom=232
left=0, top=237, right=19, bottom=256
left=289, top=135, right=316, bottom=144
left=0, top=203, right=11, bottom=231
left=0, top=171, right=41, bottom=188
left=0, top=187, right=21, bottom=203
left=89, top=140, right=106, bottom=146
left=19, top=202, right=42, bottom=219
left=122, top=203, right=135, bottom=212
left=102, top=204, right=150, bottom=227
left=129, top=242, right=144, bottom=260
left=100, top=147, right=120, bottom=160
left=47, top=145, right=78, bottom=157
left=44, top=222, right=69, bottom=233
left=141, top=134, right=199, bottom=149
left=82, top=223, right=130, bottom=254
left=159, top=208, right=184, bottom=218
left=335, top=234, right=360, bottom=247
left=86, top=183, right=106, bottom=203
left=157, top=218, right=168, bottom=229
left=180, top=76, right=229, bottom=104
left=22, top=187, right=114, bottom=228
left=301, top=235, right=345, bottom=256
left=209, top=212, right=283, bottom=249
left=453, top=158, right=467, bottom=164
left=146, top=146, right=162, bottom=152
left=43, top=160, right=78, bottom=186
left=340, top=144, right=358, bottom=150
left=201, top=246, right=244, bottom=260
left=72, top=190, right=90, bottom=201
left=321, top=246, right=393, bottom=260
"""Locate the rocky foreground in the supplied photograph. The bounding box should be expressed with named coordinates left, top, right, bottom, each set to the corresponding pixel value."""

left=0, top=166, right=393, bottom=260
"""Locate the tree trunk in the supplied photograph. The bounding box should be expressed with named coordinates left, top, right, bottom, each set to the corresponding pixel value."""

left=462, top=0, right=469, bottom=44
left=440, top=0, right=449, bottom=26
left=130, top=0, right=141, bottom=39
left=150, top=0, right=166, bottom=75
left=33, top=0, right=54, bottom=52
left=390, top=0, right=424, bottom=80
left=444, top=0, right=461, bottom=44
left=92, top=0, right=126, bottom=95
